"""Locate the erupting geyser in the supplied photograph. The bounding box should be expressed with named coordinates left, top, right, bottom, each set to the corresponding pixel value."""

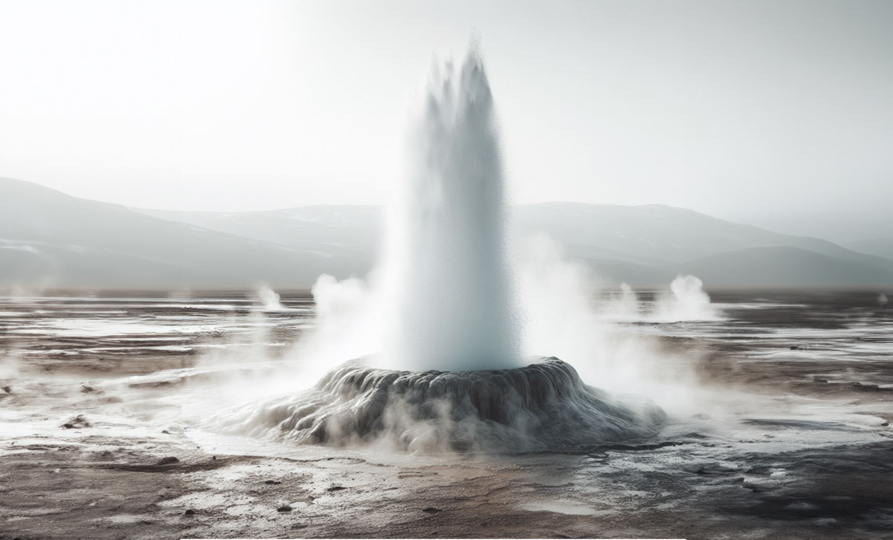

left=384, top=45, right=519, bottom=372
left=213, top=45, right=666, bottom=452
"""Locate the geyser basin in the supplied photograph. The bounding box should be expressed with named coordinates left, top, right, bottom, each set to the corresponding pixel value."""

left=215, top=358, right=666, bottom=453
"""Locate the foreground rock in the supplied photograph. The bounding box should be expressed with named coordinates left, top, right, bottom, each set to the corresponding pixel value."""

left=61, top=414, right=90, bottom=429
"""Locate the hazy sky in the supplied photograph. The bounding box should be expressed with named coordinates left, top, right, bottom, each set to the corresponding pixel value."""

left=1, top=0, right=891, bottom=238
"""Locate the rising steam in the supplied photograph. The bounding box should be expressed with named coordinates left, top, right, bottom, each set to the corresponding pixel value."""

left=653, top=275, right=716, bottom=322
left=255, top=285, right=285, bottom=311
left=206, top=44, right=693, bottom=452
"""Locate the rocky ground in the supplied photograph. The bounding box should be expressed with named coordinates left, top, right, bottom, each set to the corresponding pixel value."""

left=1, top=290, right=892, bottom=539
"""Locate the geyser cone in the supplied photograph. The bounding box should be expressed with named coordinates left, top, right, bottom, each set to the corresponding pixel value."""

left=213, top=358, right=667, bottom=453
left=384, top=47, right=519, bottom=371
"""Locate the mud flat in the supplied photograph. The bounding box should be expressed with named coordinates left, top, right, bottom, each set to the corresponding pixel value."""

left=1, top=289, right=892, bottom=539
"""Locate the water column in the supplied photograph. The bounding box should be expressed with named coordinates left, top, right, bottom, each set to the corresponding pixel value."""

left=383, top=48, right=521, bottom=371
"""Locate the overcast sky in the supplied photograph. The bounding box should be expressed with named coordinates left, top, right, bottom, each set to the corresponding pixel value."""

left=1, top=0, right=891, bottom=238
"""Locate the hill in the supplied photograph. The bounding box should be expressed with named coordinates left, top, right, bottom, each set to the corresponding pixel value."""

left=3, top=177, right=891, bottom=289
left=844, top=238, right=893, bottom=262
left=135, top=200, right=893, bottom=287
left=682, top=246, right=893, bottom=288
left=0, top=178, right=362, bottom=289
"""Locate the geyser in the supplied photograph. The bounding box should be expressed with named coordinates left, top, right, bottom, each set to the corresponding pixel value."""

left=213, top=45, right=666, bottom=453
left=383, top=45, right=519, bottom=371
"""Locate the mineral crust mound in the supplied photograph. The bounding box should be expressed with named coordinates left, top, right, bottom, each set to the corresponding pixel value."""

left=215, top=358, right=667, bottom=453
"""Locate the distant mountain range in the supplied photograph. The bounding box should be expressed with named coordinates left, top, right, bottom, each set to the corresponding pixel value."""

left=0, top=178, right=365, bottom=289
left=2, top=177, right=892, bottom=290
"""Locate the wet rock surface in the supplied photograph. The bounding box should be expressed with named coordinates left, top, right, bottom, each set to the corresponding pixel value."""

left=1, top=439, right=891, bottom=539
left=61, top=414, right=91, bottom=429
left=1, top=289, right=892, bottom=539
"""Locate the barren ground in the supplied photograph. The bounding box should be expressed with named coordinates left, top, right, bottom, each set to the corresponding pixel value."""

left=1, top=290, right=892, bottom=539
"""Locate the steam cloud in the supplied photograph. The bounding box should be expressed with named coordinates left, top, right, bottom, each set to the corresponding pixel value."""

left=654, top=275, right=716, bottom=322
left=256, top=285, right=285, bottom=311
left=206, top=45, right=718, bottom=452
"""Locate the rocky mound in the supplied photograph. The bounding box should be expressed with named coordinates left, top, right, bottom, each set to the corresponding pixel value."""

left=214, top=358, right=666, bottom=453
